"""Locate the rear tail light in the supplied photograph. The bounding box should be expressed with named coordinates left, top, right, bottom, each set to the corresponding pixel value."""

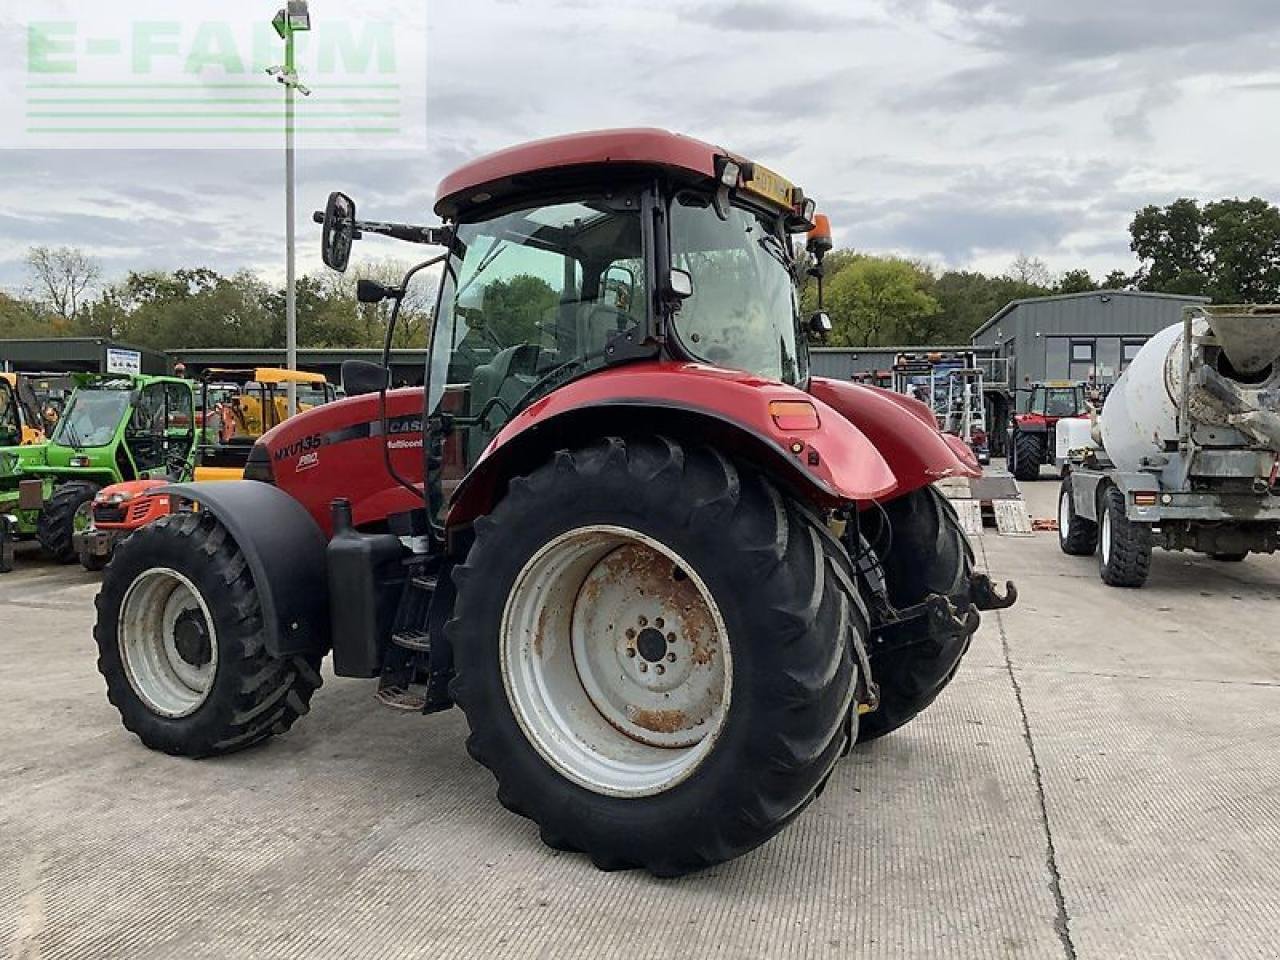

left=1133, top=493, right=1158, bottom=507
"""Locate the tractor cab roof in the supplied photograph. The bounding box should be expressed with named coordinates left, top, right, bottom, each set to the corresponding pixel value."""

left=434, top=128, right=810, bottom=224
left=201, top=367, right=328, bottom=387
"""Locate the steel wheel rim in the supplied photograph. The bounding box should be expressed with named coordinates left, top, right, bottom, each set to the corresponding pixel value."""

left=73, top=500, right=93, bottom=534
left=1058, top=487, right=1072, bottom=543
left=501, top=525, right=732, bottom=798
left=1101, top=508, right=1112, bottom=566
left=118, top=567, right=218, bottom=718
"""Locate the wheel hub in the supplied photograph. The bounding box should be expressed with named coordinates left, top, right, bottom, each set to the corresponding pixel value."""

left=173, top=609, right=211, bottom=667
left=501, top=525, right=732, bottom=798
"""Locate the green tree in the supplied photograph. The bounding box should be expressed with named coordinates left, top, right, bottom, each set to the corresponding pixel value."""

left=826, top=257, right=941, bottom=347
left=1130, top=198, right=1208, bottom=294
left=1201, top=198, right=1280, bottom=303
left=1056, top=269, right=1097, bottom=294
left=479, top=274, right=558, bottom=345
left=1100, top=270, right=1131, bottom=290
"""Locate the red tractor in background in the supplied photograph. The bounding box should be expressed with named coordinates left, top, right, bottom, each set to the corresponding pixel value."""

left=94, top=129, right=1014, bottom=877
left=1008, top=380, right=1089, bottom=481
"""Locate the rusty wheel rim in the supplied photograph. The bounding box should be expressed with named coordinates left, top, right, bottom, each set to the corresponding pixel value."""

left=500, top=525, right=731, bottom=798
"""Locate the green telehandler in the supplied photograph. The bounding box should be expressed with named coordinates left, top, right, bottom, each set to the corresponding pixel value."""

left=0, top=373, right=198, bottom=564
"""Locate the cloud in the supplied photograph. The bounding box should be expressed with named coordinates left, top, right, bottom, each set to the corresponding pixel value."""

left=677, top=2, right=876, bottom=33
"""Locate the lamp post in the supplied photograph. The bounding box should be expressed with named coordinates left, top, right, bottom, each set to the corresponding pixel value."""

left=270, top=1, right=312, bottom=416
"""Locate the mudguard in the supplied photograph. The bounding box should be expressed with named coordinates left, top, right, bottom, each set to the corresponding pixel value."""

left=448, top=362, right=898, bottom=527
left=159, top=481, right=330, bottom=658
left=808, top=378, right=981, bottom=498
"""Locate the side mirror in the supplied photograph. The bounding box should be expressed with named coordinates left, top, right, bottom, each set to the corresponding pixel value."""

left=341, top=359, right=390, bottom=397
left=319, top=192, right=357, bottom=273
left=665, top=268, right=694, bottom=300
left=808, top=312, right=833, bottom=338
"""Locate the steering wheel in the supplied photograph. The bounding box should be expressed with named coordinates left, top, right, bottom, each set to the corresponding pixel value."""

left=165, top=453, right=190, bottom=480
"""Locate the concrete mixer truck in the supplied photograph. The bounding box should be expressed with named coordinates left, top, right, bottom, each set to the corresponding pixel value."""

left=1056, top=304, right=1280, bottom=587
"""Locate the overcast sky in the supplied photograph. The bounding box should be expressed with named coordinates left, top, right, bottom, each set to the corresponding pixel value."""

left=1, top=0, right=1278, bottom=295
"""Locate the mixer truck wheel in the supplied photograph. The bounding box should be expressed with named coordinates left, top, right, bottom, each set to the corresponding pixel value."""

left=1098, top=486, right=1152, bottom=588
left=1011, top=431, right=1043, bottom=482
left=448, top=437, right=861, bottom=877
left=1057, top=475, right=1097, bottom=556
left=856, top=487, right=973, bottom=743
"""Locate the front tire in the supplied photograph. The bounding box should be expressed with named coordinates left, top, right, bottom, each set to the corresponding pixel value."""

left=1058, top=475, right=1098, bottom=556
left=38, top=481, right=99, bottom=563
left=448, top=437, right=863, bottom=876
left=1011, top=431, right=1043, bottom=482
left=94, top=512, right=323, bottom=757
left=1098, top=487, right=1152, bottom=588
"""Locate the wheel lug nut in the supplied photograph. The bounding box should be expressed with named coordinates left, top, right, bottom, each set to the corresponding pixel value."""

left=625, top=628, right=636, bottom=640
left=666, top=632, right=676, bottom=643
left=638, top=615, right=648, bottom=627
left=655, top=664, right=665, bottom=675
left=655, top=617, right=665, bottom=629
left=626, top=648, right=636, bottom=658
left=639, top=663, right=648, bottom=673
left=666, top=652, right=676, bottom=663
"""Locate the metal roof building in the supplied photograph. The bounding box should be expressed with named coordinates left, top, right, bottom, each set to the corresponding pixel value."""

left=971, top=290, right=1210, bottom=396
left=0, top=338, right=170, bottom=376
left=168, top=348, right=429, bottom=387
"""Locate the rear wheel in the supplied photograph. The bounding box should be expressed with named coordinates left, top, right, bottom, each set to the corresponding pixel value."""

left=857, top=487, right=974, bottom=742
left=38, top=481, right=99, bottom=563
left=449, top=437, right=863, bottom=877
left=94, top=512, right=323, bottom=757
left=1011, top=430, right=1043, bottom=482
left=1058, top=475, right=1098, bottom=556
left=1098, top=487, right=1152, bottom=588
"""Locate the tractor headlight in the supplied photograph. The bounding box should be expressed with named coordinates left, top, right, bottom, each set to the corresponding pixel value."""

left=96, top=491, right=132, bottom=505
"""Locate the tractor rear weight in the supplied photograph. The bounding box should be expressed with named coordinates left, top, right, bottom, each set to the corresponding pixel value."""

left=95, top=128, right=1017, bottom=877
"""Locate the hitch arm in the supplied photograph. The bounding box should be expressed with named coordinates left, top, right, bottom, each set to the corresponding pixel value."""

left=969, top=574, right=1017, bottom=611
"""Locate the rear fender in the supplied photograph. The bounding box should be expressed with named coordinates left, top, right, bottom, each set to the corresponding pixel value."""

left=807, top=378, right=981, bottom=498
left=447, top=363, right=898, bottom=528
left=159, top=481, right=330, bottom=658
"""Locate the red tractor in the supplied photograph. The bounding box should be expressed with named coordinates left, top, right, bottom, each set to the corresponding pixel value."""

left=1008, top=380, right=1089, bottom=481
left=93, top=130, right=1014, bottom=876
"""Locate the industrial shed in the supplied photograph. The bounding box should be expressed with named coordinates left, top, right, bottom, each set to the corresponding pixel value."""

left=0, top=338, right=169, bottom=376
left=970, top=290, right=1210, bottom=403
left=167, top=348, right=429, bottom=387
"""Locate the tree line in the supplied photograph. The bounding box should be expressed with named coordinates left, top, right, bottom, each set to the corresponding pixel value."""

left=4, top=196, right=1279, bottom=352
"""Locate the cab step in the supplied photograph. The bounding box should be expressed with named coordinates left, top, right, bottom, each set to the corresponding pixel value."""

left=375, top=684, right=429, bottom=712
left=392, top=629, right=432, bottom=653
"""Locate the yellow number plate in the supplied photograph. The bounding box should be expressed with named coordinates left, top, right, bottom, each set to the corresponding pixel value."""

left=741, top=163, right=794, bottom=208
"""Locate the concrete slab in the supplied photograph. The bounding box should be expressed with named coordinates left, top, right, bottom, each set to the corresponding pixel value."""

left=0, top=471, right=1276, bottom=959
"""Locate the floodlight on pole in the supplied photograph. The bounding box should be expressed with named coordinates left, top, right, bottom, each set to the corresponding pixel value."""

left=270, top=1, right=312, bottom=416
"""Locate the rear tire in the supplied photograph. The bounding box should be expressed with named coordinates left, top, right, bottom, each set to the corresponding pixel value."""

left=38, top=481, right=99, bottom=563
left=1212, top=552, right=1248, bottom=562
left=1098, top=486, right=1152, bottom=588
left=1011, top=431, right=1043, bottom=482
left=94, top=511, right=323, bottom=757
left=1058, top=475, right=1098, bottom=556
left=857, top=487, right=974, bottom=742
left=448, top=437, right=863, bottom=877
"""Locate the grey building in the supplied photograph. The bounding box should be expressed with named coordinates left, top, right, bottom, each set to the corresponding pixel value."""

left=0, top=337, right=170, bottom=376
left=169, top=348, right=429, bottom=387
left=810, top=345, right=1001, bottom=385
left=970, top=290, right=1210, bottom=402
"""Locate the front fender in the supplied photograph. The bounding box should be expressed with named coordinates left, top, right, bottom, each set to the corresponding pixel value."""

left=160, top=481, right=330, bottom=658
left=808, top=378, right=981, bottom=497
left=447, top=362, right=898, bottom=527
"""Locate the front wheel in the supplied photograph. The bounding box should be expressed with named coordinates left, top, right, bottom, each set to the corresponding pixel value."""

left=1098, top=487, right=1152, bottom=588
left=38, top=481, right=99, bottom=563
left=1011, top=431, right=1043, bottom=482
left=448, top=437, right=863, bottom=877
left=95, top=512, right=323, bottom=757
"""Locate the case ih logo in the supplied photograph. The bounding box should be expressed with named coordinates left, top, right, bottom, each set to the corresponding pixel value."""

left=8, top=0, right=427, bottom=150
left=296, top=452, right=320, bottom=473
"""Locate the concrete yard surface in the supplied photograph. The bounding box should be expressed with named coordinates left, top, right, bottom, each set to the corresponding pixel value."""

left=2, top=477, right=1279, bottom=959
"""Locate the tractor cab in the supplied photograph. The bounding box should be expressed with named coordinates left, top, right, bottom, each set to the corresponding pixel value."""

left=198, top=367, right=336, bottom=475
left=0, top=377, right=22, bottom=450
left=1025, top=381, right=1087, bottom=420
